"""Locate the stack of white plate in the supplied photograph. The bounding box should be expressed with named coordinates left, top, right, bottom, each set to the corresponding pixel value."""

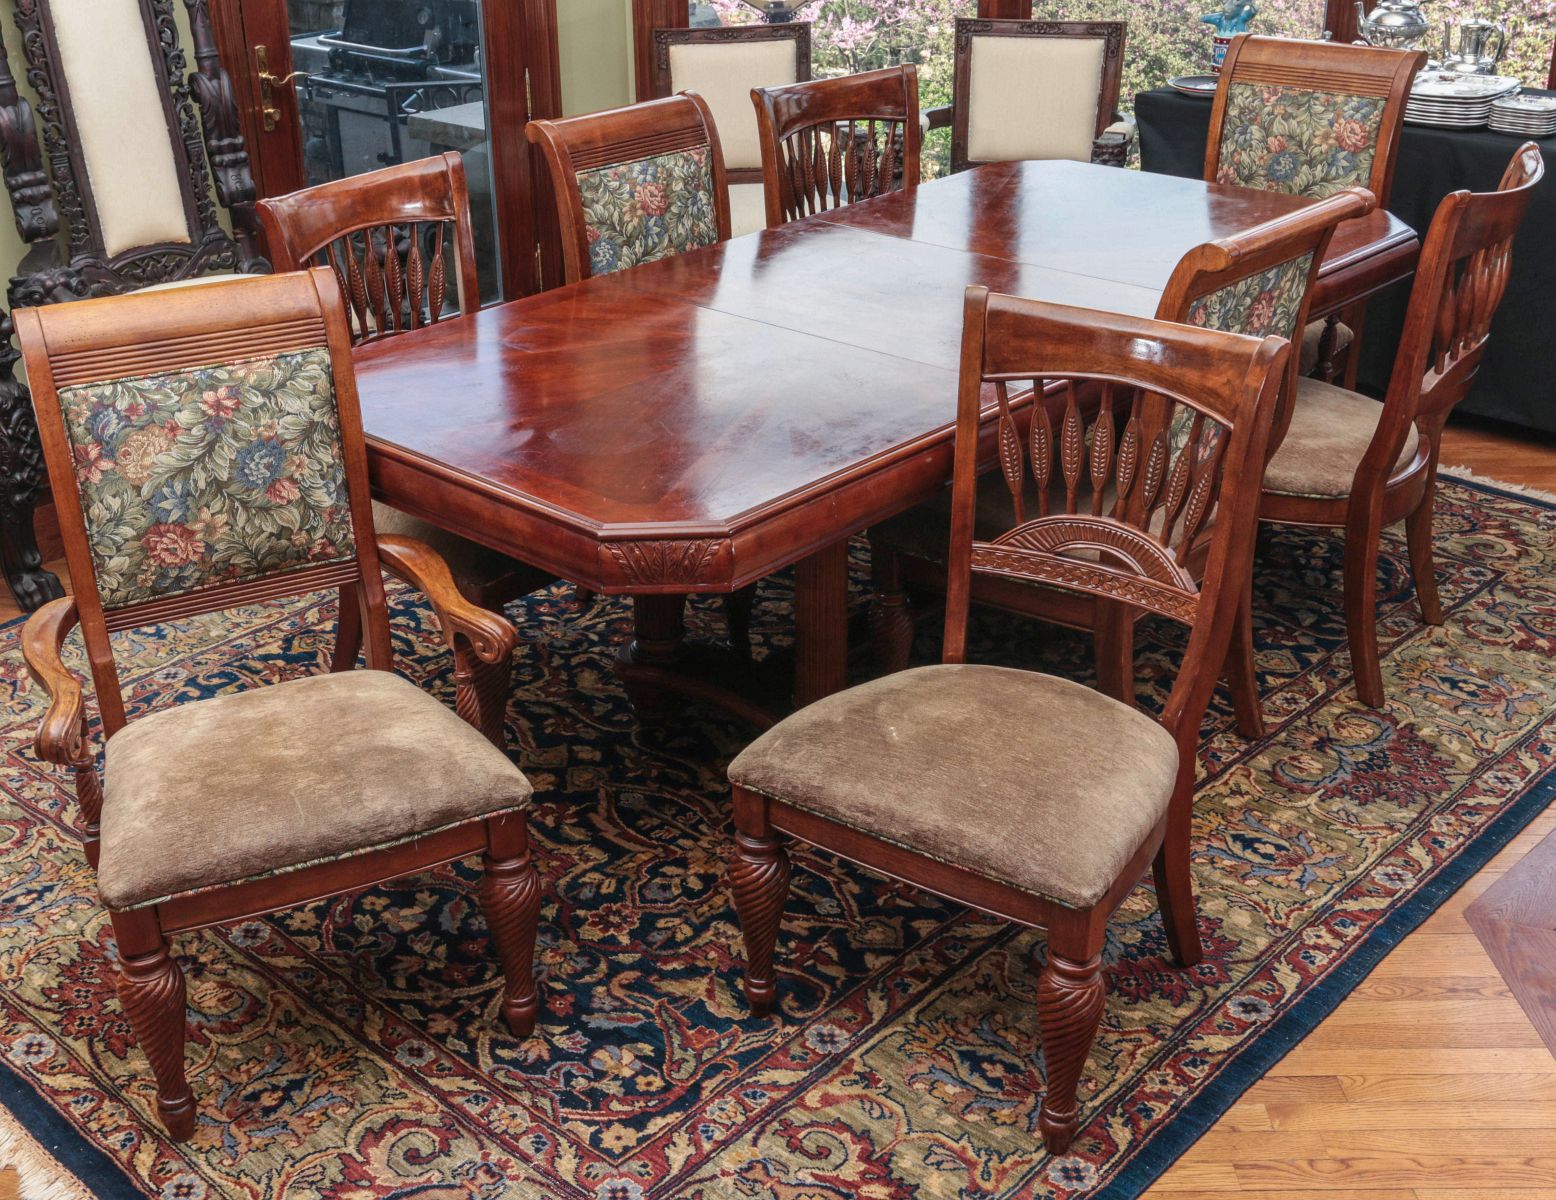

left=1405, top=72, right=1522, bottom=128
left=1488, top=93, right=1556, bottom=137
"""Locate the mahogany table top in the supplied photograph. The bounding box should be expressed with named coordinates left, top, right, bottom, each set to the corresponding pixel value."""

left=353, top=159, right=1418, bottom=594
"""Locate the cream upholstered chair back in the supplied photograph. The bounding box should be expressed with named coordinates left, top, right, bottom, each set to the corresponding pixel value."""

left=951, top=19, right=1128, bottom=173
left=651, top=24, right=810, bottom=236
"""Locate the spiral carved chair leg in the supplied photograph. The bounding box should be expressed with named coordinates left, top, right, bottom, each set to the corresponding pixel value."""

left=480, top=814, right=544, bottom=1038
left=1036, top=929, right=1108, bottom=1156
left=728, top=787, right=791, bottom=1018
left=111, top=912, right=195, bottom=1140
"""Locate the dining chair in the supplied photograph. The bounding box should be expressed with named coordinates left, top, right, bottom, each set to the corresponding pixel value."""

left=751, top=65, right=922, bottom=227
left=949, top=18, right=1132, bottom=173
left=726, top=290, right=1289, bottom=1155
left=15, top=268, right=545, bottom=1139
left=649, top=22, right=811, bottom=235
left=1259, top=142, right=1544, bottom=708
left=257, top=154, right=558, bottom=647
left=870, top=187, right=1374, bottom=738
left=1207, top=34, right=1425, bottom=384
left=527, top=92, right=732, bottom=285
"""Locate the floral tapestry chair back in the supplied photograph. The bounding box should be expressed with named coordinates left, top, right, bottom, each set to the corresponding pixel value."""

left=1155, top=188, right=1375, bottom=457
left=18, top=269, right=389, bottom=735
left=1207, top=36, right=1425, bottom=205
left=527, top=93, right=732, bottom=286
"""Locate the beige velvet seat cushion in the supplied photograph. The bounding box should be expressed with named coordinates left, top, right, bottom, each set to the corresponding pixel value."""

left=372, top=501, right=552, bottom=602
left=135, top=273, right=247, bottom=296
left=967, top=35, right=1107, bottom=164
left=1264, top=377, right=1422, bottom=500
left=670, top=40, right=799, bottom=171
left=99, top=670, right=532, bottom=911
left=1298, top=318, right=1353, bottom=377
left=729, top=664, right=1179, bottom=910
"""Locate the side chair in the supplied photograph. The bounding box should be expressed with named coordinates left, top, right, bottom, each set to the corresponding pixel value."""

left=16, top=269, right=544, bottom=1140
left=870, top=187, right=1374, bottom=737
left=1206, top=34, right=1425, bottom=383
left=649, top=22, right=811, bottom=234
left=752, top=65, right=922, bottom=227
left=1259, top=142, right=1545, bottom=708
left=950, top=19, right=1133, bottom=172
left=257, top=153, right=561, bottom=661
left=527, top=94, right=756, bottom=653
left=726, top=289, right=1290, bottom=1154
left=527, top=92, right=732, bottom=285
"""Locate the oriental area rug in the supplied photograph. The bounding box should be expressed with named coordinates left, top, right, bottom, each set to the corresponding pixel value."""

left=1, top=476, right=1554, bottom=1200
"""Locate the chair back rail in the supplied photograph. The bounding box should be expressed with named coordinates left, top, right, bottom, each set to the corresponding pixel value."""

left=949, top=18, right=1126, bottom=173
left=14, top=269, right=391, bottom=737
left=944, top=290, right=1288, bottom=753
left=1361, top=142, right=1543, bottom=486
left=527, top=93, right=732, bottom=285
left=1205, top=35, right=1425, bottom=206
left=1157, top=186, right=1376, bottom=448
left=649, top=22, right=811, bottom=184
left=258, top=153, right=481, bottom=344
left=752, top=65, right=921, bottom=227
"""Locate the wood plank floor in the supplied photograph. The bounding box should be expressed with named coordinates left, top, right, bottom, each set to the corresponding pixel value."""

left=3, top=418, right=1553, bottom=1199
left=1147, top=417, right=1556, bottom=1200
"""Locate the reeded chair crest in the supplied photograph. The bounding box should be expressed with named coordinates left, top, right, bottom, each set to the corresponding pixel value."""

left=527, top=93, right=732, bottom=285
left=752, top=65, right=922, bottom=227
left=258, top=153, right=480, bottom=345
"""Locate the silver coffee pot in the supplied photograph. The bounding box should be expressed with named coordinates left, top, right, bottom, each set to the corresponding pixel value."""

left=1353, top=0, right=1431, bottom=49
left=1441, top=18, right=1508, bottom=74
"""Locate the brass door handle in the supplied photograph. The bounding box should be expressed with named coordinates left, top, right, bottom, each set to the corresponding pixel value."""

left=255, top=45, right=308, bottom=132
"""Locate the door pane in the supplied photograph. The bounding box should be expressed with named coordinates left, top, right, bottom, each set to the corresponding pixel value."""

left=285, top=0, right=502, bottom=300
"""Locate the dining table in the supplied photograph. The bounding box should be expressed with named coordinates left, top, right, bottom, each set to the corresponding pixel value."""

left=351, top=158, right=1419, bottom=725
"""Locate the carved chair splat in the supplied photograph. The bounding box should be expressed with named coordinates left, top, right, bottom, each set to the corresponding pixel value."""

left=16, top=269, right=544, bottom=1140
left=752, top=65, right=922, bottom=228
left=727, top=290, right=1289, bottom=1155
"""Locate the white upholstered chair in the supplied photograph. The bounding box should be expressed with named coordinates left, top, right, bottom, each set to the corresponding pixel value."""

left=0, top=0, right=265, bottom=612
left=650, top=23, right=811, bottom=236
left=951, top=18, right=1133, bottom=172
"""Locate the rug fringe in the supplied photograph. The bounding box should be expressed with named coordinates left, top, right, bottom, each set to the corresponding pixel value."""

left=0, top=1107, right=92, bottom=1200
left=1441, top=467, right=1556, bottom=506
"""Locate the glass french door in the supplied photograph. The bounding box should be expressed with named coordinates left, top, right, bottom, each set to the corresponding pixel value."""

left=212, top=0, right=538, bottom=299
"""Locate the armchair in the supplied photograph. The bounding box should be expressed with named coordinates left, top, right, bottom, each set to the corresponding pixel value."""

left=0, top=0, right=266, bottom=611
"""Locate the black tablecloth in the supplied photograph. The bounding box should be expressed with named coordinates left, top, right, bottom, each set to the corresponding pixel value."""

left=1136, top=87, right=1556, bottom=433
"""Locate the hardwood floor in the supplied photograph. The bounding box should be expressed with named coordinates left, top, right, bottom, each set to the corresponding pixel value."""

left=2, top=419, right=1552, bottom=1198
left=1147, top=415, right=1556, bottom=1200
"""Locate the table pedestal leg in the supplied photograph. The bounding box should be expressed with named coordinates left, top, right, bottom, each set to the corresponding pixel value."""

left=794, top=541, right=850, bottom=708
left=615, top=593, right=779, bottom=728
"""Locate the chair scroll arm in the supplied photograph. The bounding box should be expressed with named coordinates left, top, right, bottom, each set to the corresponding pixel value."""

left=377, top=534, right=517, bottom=747
left=0, top=25, right=57, bottom=245
left=21, top=597, right=87, bottom=766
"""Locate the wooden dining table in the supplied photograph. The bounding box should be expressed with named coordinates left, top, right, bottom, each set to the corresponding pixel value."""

left=352, top=158, right=1418, bottom=724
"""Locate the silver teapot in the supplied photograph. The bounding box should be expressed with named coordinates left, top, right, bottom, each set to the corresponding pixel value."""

left=1354, top=0, right=1430, bottom=49
left=1441, top=18, right=1507, bottom=74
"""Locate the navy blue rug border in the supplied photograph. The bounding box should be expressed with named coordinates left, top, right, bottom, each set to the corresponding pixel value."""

left=0, top=471, right=1550, bottom=1199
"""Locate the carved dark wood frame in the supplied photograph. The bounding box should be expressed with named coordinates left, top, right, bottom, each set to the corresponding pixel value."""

left=649, top=22, right=812, bottom=186
left=0, top=0, right=266, bottom=611
left=949, top=18, right=1127, bottom=174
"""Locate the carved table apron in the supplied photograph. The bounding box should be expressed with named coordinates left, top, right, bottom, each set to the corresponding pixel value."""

left=353, top=160, right=1418, bottom=723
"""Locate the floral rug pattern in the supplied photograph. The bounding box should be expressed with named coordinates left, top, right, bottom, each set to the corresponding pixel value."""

left=1, top=477, right=1553, bottom=1199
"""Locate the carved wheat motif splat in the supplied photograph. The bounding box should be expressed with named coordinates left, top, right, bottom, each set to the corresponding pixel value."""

left=1429, top=238, right=1514, bottom=380
left=975, top=377, right=1231, bottom=618
left=776, top=119, right=908, bottom=222
left=316, top=223, right=456, bottom=344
